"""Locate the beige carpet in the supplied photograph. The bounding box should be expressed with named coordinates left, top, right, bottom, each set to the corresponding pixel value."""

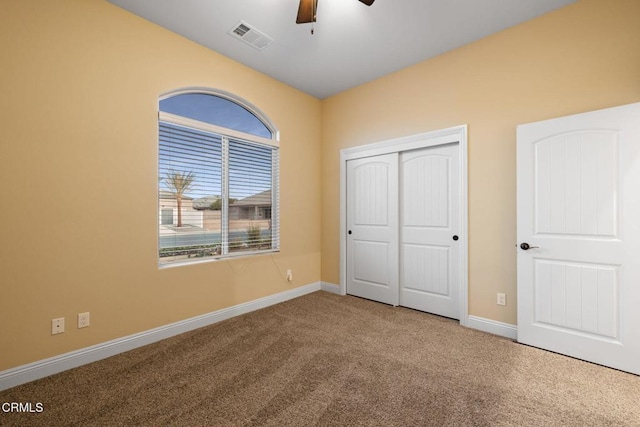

left=1, top=291, right=638, bottom=426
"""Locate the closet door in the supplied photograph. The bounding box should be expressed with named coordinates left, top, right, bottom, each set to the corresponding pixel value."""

left=346, top=153, right=399, bottom=305
left=400, top=143, right=460, bottom=319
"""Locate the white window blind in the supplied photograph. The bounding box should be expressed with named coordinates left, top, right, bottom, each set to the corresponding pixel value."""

left=158, top=108, right=279, bottom=266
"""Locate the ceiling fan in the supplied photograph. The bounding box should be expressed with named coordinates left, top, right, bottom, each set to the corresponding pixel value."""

left=296, top=0, right=375, bottom=25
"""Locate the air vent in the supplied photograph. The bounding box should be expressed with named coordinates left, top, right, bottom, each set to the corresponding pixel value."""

left=228, top=21, right=273, bottom=51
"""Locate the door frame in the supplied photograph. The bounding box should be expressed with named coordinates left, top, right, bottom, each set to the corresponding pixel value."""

left=339, top=125, right=469, bottom=326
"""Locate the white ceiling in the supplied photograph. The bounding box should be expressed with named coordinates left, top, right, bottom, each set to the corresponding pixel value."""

left=107, top=0, right=577, bottom=99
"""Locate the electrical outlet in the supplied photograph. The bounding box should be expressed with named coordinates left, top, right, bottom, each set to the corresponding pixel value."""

left=78, top=312, right=90, bottom=329
left=51, top=318, right=65, bottom=335
left=286, top=269, right=293, bottom=282
left=497, top=293, right=506, bottom=306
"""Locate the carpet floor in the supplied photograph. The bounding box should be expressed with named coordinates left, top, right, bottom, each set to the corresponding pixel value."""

left=1, top=291, right=638, bottom=426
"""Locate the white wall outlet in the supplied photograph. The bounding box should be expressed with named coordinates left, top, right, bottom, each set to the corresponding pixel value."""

left=51, top=317, right=65, bottom=335
left=78, top=312, right=90, bottom=328
left=497, top=293, right=506, bottom=306
left=286, top=269, right=293, bottom=282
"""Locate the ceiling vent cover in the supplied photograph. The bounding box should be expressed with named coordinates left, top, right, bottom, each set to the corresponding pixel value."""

left=228, top=21, right=273, bottom=51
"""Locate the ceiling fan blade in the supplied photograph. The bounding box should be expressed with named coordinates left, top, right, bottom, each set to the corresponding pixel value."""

left=296, top=0, right=317, bottom=24
left=358, top=0, right=375, bottom=5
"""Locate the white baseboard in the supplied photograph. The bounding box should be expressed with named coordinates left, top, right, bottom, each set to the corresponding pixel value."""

left=320, top=281, right=343, bottom=295
left=466, top=315, right=517, bottom=340
left=0, top=282, right=322, bottom=392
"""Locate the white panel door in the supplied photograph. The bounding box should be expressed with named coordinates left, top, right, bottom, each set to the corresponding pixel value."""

left=517, top=102, right=640, bottom=375
left=400, top=144, right=460, bottom=319
left=346, top=153, right=399, bottom=305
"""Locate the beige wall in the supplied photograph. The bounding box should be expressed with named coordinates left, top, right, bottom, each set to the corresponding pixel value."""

left=321, top=0, right=640, bottom=324
left=0, top=0, right=321, bottom=370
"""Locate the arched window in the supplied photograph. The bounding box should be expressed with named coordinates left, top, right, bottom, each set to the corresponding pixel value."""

left=158, top=89, right=279, bottom=266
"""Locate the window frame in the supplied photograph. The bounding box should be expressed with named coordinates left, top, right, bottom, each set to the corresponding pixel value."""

left=160, top=87, right=280, bottom=142
left=158, top=88, right=280, bottom=268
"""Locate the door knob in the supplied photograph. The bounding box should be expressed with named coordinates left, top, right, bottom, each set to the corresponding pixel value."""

left=348, top=230, right=352, bottom=235
left=520, top=242, right=539, bottom=250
